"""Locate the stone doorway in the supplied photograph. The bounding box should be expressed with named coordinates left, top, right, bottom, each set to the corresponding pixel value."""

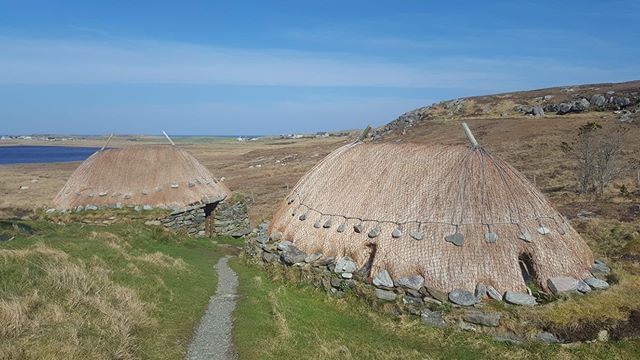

left=204, top=202, right=218, bottom=236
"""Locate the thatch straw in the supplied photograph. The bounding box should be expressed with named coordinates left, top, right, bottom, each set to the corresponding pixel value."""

left=270, top=142, right=593, bottom=293
left=52, top=145, right=230, bottom=209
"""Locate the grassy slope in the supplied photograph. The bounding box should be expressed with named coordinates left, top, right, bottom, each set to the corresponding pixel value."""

left=230, top=258, right=640, bottom=360
left=0, top=220, right=226, bottom=360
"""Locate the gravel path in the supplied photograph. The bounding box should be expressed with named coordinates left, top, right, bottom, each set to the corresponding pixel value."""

left=187, top=255, right=238, bottom=360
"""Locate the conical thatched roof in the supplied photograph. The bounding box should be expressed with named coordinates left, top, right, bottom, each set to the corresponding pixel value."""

left=52, top=145, right=230, bottom=209
left=270, top=141, right=593, bottom=293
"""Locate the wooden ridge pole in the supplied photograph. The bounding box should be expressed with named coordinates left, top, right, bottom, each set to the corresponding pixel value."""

left=461, top=122, right=479, bottom=148
left=162, top=130, right=176, bottom=146
left=100, top=133, right=113, bottom=151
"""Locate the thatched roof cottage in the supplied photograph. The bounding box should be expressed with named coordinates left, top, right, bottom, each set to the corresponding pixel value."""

left=53, top=144, right=249, bottom=236
left=269, top=125, right=594, bottom=294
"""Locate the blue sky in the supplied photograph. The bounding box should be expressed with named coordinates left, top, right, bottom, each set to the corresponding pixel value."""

left=1, top=1, right=638, bottom=135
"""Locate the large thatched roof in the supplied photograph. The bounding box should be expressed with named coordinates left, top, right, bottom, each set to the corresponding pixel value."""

left=52, top=145, right=230, bottom=209
left=270, top=141, right=593, bottom=293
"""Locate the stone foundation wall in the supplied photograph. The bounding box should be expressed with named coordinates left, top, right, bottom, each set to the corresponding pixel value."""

left=162, top=201, right=251, bottom=237
left=244, top=222, right=614, bottom=344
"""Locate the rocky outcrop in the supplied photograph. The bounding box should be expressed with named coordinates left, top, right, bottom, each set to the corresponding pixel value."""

left=367, top=105, right=433, bottom=139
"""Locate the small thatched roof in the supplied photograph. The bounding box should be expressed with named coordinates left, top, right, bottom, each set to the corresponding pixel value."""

left=52, top=145, right=230, bottom=209
left=270, top=141, right=593, bottom=293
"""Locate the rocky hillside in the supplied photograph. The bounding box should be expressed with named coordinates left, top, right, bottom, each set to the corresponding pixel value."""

left=366, top=80, right=640, bottom=224
left=369, top=80, right=640, bottom=140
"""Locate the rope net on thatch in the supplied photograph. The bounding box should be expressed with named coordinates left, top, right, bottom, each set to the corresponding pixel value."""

left=52, top=145, right=230, bottom=209
left=270, top=142, right=593, bottom=293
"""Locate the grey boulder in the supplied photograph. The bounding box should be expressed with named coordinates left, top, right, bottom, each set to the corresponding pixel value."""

left=504, top=291, right=537, bottom=306
left=394, top=275, right=424, bottom=290
left=532, top=105, right=545, bottom=117
left=448, top=289, right=477, bottom=306
left=536, top=331, right=560, bottom=344
left=486, top=285, right=503, bottom=301
left=571, top=98, right=590, bottom=112
left=557, top=102, right=573, bottom=114
left=372, top=270, right=394, bottom=288
left=375, top=288, right=397, bottom=301
left=577, top=280, right=592, bottom=293
left=591, top=260, right=611, bottom=274
left=334, top=256, right=358, bottom=274
left=584, top=277, right=609, bottom=290
left=611, top=96, right=631, bottom=107
left=547, top=276, right=579, bottom=294
left=276, top=240, right=293, bottom=251
left=463, top=310, right=501, bottom=327
left=280, top=245, right=307, bottom=265
left=590, top=94, right=606, bottom=107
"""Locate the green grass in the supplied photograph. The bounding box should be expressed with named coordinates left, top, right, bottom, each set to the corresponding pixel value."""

left=230, top=258, right=640, bottom=360
left=0, top=220, right=228, bottom=360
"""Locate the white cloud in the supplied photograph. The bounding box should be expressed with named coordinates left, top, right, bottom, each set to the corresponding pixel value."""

left=2, top=36, right=628, bottom=90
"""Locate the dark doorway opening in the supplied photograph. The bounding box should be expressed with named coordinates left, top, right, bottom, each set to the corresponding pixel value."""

left=204, top=202, right=218, bottom=236
left=359, top=243, right=377, bottom=278
left=518, top=253, right=536, bottom=284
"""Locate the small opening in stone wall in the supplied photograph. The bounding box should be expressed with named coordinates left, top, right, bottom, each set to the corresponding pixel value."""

left=204, top=202, right=217, bottom=236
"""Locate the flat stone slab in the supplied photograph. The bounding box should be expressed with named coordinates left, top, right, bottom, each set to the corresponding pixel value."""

left=448, top=289, right=476, bottom=306
left=504, top=291, right=537, bottom=306
left=421, top=310, right=446, bottom=328
left=375, top=288, right=397, bottom=301
left=426, top=287, right=448, bottom=303
left=463, top=310, right=501, bottom=327
left=536, top=331, right=560, bottom=344
left=584, top=277, right=609, bottom=290
left=394, top=275, right=424, bottom=290
left=304, top=253, right=322, bottom=263
left=372, top=270, right=394, bottom=288
left=486, top=285, right=503, bottom=301
left=591, top=260, right=611, bottom=274
left=276, top=240, right=293, bottom=251
left=577, top=280, right=591, bottom=293
left=280, top=246, right=306, bottom=265
left=547, top=276, right=579, bottom=294
left=334, top=256, right=358, bottom=274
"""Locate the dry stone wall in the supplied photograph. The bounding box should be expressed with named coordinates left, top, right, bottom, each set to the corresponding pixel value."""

left=163, top=201, right=250, bottom=237
left=245, top=221, right=614, bottom=344
left=162, top=205, right=207, bottom=236
left=213, top=202, right=251, bottom=237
